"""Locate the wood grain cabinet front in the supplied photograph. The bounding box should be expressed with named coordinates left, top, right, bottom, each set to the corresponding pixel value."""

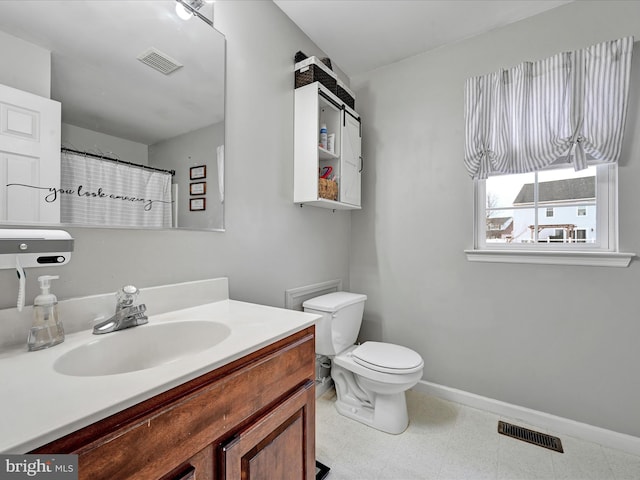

left=221, top=381, right=314, bottom=479
left=31, top=326, right=316, bottom=480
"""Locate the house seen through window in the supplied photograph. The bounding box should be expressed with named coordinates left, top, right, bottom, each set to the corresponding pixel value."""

left=479, top=164, right=612, bottom=248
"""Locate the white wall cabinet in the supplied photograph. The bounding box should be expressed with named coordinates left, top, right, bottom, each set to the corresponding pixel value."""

left=294, top=82, right=361, bottom=210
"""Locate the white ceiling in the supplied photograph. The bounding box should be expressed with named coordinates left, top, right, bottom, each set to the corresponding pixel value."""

left=0, top=1, right=573, bottom=144
left=0, top=1, right=224, bottom=145
left=274, top=0, right=573, bottom=78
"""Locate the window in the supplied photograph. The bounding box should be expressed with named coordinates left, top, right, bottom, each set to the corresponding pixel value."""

left=467, top=163, right=632, bottom=266
left=479, top=164, right=603, bottom=247
left=463, top=38, right=634, bottom=266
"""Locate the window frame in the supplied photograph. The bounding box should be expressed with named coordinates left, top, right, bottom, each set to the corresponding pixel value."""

left=465, top=163, right=634, bottom=267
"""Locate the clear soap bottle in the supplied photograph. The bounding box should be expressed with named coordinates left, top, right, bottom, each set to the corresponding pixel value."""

left=27, top=275, right=65, bottom=351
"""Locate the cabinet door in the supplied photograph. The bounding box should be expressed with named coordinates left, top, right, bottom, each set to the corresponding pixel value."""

left=340, top=110, right=361, bottom=206
left=220, top=381, right=315, bottom=480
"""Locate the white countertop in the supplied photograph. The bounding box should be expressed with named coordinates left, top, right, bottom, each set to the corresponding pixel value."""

left=0, top=299, right=318, bottom=453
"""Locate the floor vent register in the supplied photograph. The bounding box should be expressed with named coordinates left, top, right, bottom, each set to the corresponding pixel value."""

left=498, top=421, right=564, bottom=453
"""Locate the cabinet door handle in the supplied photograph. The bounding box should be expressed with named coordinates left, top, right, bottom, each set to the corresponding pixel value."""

left=171, top=465, right=195, bottom=480
left=359, top=156, right=364, bottom=173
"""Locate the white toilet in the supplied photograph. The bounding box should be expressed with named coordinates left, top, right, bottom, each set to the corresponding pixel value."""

left=303, top=291, right=424, bottom=434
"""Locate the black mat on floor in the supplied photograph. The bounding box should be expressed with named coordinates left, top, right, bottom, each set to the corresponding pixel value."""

left=316, top=460, right=330, bottom=480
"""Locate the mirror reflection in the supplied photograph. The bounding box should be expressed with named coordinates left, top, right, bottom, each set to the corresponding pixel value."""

left=0, top=0, right=225, bottom=231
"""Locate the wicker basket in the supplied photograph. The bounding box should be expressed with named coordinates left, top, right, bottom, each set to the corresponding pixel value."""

left=318, top=178, right=338, bottom=201
left=337, top=79, right=355, bottom=109
left=295, top=56, right=337, bottom=94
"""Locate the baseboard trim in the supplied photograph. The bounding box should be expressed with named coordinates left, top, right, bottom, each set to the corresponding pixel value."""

left=413, top=380, right=640, bottom=456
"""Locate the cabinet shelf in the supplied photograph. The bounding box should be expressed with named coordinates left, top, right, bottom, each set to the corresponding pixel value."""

left=299, top=198, right=360, bottom=210
left=318, top=147, right=338, bottom=160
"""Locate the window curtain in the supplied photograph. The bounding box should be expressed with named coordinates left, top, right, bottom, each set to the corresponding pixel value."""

left=464, top=36, right=634, bottom=179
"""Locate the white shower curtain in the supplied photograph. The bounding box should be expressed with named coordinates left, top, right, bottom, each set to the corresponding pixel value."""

left=217, top=144, right=224, bottom=203
left=60, top=152, right=173, bottom=228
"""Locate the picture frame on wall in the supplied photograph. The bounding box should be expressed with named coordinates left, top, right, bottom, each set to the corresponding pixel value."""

left=190, top=165, right=206, bottom=180
left=190, top=182, right=206, bottom=195
left=189, top=198, right=206, bottom=211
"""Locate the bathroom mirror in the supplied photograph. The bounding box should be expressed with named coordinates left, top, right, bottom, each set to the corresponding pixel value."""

left=0, top=0, right=225, bottom=231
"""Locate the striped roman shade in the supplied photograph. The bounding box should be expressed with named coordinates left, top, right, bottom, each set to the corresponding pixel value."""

left=464, top=37, right=634, bottom=179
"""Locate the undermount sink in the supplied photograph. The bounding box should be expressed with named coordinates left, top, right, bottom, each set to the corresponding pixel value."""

left=54, top=321, right=231, bottom=377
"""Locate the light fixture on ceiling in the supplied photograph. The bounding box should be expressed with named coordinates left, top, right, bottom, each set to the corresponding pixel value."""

left=175, top=0, right=213, bottom=27
left=175, top=2, right=193, bottom=21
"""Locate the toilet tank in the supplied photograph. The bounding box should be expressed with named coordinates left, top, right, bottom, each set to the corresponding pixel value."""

left=303, top=292, right=367, bottom=355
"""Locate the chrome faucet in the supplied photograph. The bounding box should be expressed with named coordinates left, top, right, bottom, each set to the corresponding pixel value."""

left=93, top=285, right=148, bottom=334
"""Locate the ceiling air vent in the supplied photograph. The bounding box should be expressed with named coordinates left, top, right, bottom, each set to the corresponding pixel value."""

left=137, top=48, right=183, bottom=75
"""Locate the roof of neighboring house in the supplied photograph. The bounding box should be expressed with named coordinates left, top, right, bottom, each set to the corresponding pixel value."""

left=486, top=217, right=513, bottom=239
left=487, top=216, right=512, bottom=228
left=513, top=176, right=595, bottom=205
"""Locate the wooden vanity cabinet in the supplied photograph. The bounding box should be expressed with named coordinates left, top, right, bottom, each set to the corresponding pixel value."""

left=31, top=326, right=316, bottom=480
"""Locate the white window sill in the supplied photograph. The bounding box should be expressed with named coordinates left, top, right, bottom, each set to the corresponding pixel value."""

left=465, top=249, right=635, bottom=267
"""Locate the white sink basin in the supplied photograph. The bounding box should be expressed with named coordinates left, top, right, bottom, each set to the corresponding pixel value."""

left=54, top=321, right=231, bottom=376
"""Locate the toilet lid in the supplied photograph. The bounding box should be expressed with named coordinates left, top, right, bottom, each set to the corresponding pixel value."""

left=352, top=342, right=424, bottom=374
left=302, top=292, right=367, bottom=313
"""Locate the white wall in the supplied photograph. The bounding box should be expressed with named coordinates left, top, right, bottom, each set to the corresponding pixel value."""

left=0, top=30, right=50, bottom=98
left=61, top=123, right=149, bottom=165
left=149, top=122, right=224, bottom=230
left=350, top=0, right=640, bottom=438
left=0, top=2, right=351, bottom=325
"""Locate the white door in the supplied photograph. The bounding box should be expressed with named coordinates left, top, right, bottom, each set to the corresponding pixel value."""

left=340, top=111, right=361, bottom=206
left=0, top=83, right=61, bottom=224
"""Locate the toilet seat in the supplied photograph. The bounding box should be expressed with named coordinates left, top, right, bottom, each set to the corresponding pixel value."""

left=352, top=342, right=424, bottom=374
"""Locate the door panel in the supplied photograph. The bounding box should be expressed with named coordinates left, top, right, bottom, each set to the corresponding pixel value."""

left=340, top=111, right=361, bottom=206
left=0, top=83, right=61, bottom=223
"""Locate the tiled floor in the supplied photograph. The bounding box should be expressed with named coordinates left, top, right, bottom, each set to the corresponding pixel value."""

left=316, top=388, right=640, bottom=480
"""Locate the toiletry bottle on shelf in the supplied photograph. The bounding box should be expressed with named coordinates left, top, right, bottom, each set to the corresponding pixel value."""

left=319, top=123, right=328, bottom=149
left=28, top=275, right=64, bottom=351
left=327, top=133, right=335, bottom=154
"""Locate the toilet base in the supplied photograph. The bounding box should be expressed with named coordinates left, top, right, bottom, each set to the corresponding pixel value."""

left=334, top=391, right=409, bottom=435
left=331, top=362, right=411, bottom=435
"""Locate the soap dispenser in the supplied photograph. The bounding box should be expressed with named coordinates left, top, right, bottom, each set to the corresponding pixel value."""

left=27, top=275, right=65, bottom=351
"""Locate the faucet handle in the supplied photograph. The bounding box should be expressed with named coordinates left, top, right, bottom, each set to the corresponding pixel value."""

left=130, top=304, right=148, bottom=326
left=117, top=285, right=139, bottom=306
left=122, top=285, right=138, bottom=295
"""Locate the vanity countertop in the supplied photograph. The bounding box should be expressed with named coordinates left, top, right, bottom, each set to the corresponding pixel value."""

left=0, top=299, right=318, bottom=453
